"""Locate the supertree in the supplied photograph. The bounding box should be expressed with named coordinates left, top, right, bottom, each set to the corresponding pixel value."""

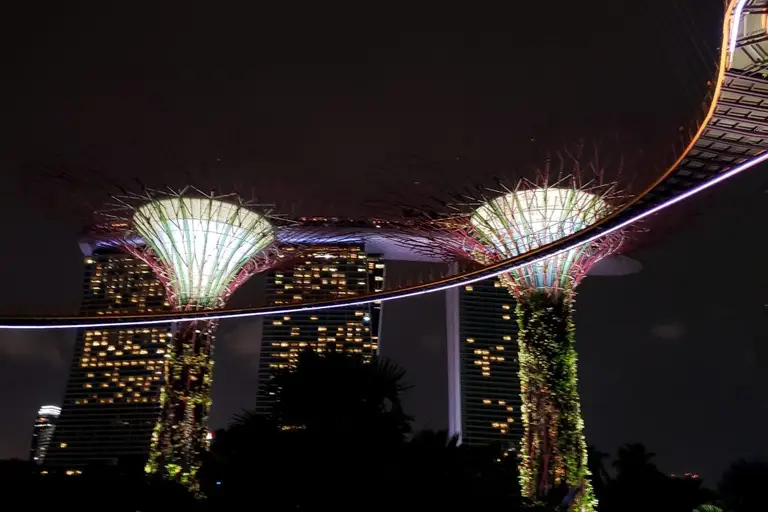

left=387, top=154, right=628, bottom=511
left=99, top=186, right=287, bottom=488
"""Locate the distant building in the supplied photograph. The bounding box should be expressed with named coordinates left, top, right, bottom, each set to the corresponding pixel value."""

left=446, top=275, right=522, bottom=450
left=256, top=244, right=385, bottom=411
left=30, top=405, right=60, bottom=464
left=45, top=245, right=172, bottom=471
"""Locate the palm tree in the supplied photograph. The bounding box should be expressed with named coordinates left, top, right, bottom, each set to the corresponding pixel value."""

left=270, top=349, right=413, bottom=446
left=200, top=349, right=414, bottom=510
left=612, top=443, right=659, bottom=478
left=587, top=444, right=611, bottom=498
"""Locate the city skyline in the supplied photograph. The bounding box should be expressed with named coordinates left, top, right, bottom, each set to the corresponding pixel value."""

left=44, top=247, right=172, bottom=470
left=31, top=225, right=529, bottom=483
left=3, top=169, right=765, bottom=484
left=1, top=0, right=765, bottom=492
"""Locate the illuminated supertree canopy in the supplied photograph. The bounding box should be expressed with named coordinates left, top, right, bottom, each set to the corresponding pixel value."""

left=468, top=179, right=623, bottom=299
left=100, top=187, right=285, bottom=489
left=387, top=158, right=630, bottom=511
left=116, top=191, right=278, bottom=309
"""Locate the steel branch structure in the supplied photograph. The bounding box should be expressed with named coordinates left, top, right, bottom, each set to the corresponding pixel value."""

left=387, top=167, right=628, bottom=510
left=95, top=187, right=371, bottom=489
left=103, top=187, right=281, bottom=310
left=98, top=187, right=288, bottom=488
left=393, top=170, right=627, bottom=300
left=470, top=185, right=621, bottom=297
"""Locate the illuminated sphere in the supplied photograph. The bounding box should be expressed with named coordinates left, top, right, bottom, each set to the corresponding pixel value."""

left=470, top=187, right=612, bottom=291
left=133, top=197, right=274, bottom=308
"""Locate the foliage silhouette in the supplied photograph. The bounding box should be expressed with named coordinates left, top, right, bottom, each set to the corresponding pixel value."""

left=718, top=459, right=768, bottom=512
left=200, top=350, right=538, bottom=510
left=1, top=351, right=759, bottom=512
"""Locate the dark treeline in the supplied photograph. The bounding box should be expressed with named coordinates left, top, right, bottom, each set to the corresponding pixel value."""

left=0, top=351, right=764, bottom=511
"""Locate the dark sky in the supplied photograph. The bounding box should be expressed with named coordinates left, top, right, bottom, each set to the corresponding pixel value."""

left=1, top=0, right=765, bottom=485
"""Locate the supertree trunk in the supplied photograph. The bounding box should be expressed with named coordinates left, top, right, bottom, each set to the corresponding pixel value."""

left=145, top=320, right=216, bottom=488
left=516, top=291, right=595, bottom=511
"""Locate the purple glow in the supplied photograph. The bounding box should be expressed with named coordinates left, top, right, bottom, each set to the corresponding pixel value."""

left=1, top=147, right=764, bottom=330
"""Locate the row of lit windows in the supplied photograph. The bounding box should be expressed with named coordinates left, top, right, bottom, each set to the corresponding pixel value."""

left=85, top=370, right=161, bottom=378
left=80, top=360, right=158, bottom=368
left=83, top=340, right=166, bottom=350
left=274, top=289, right=360, bottom=297
left=277, top=279, right=366, bottom=286
left=466, top=334, right=513, bottom=344
left=474, top=346, right=506, bottom=354
left=74, top=386, right=158, bottom=398
left=89, top=282, right=158, bottom=290
left=88, top=274, right=156, bottom=280
left=85, top=328, right=169, bottom=336
left=83, top=381, right=157, bottom=391
left=81, top=347, right=165, bottom=359
left=267, top=345, right=372, bottom=365
left=74, top=395, right=159, bottom=405
left=87, top=337, right=168, bottom=346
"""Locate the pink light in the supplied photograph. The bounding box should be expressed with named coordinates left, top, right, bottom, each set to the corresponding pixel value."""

left=1, top=146, right=765, bottom=331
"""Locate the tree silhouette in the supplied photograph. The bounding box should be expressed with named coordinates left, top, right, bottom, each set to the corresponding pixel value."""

left=612, top=442, right=659, bottom=477
left=719, top=459, right=768, bottom=512
left=201, top=350, right=414, bottom=510
left=270, top=350, right=412, bottom=447
left=587, top=444, right=611, bottom=500
left=199, top=350, right=550, bottom=510
left=596, top=442, right=711, bottom=512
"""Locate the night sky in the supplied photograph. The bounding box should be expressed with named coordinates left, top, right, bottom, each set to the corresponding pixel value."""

left=1, top=0, right=765, bottom=484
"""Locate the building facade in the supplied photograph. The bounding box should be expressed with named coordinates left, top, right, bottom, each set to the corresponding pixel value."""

left=45, top=247, right=172, bottom=471
left=446, top=276, right=522, bottom=450
left=257, top=244, right=385, bottom=409
left=30, top=405, right=61, bottom=464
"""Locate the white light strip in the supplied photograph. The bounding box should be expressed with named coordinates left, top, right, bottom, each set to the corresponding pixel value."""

left=2, top=148, right=765, bottom=330
left=728, top=0, right=748, bottom=65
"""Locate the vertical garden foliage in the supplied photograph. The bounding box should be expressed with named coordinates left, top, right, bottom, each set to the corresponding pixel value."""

left=146, top=320, right=215, bottom=491
left=517, top=291, right=595, bottom=511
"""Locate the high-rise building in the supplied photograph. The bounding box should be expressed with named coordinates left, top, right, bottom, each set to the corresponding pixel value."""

left=446, top=276, right=522, bottom=450
left=45, top=245, right=172, bottom=471
left=257, top=244, right=385, bottom=409
left=30, top=405, right=60, bottom=464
